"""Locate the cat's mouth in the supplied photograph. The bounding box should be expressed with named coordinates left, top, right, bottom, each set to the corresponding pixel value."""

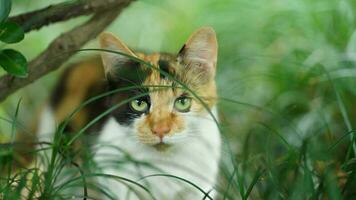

left=153, top=142, right=172, bottom=151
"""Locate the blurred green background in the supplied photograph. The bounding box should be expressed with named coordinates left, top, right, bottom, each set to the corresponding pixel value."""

left=1, top=0, right=355, bottom=199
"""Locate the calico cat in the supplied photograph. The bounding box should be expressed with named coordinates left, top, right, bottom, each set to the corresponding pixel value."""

left=36, top=27, right=221, bottom=199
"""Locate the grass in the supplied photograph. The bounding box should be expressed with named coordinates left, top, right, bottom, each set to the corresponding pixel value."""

left=1, top=0, right=356, bottom=199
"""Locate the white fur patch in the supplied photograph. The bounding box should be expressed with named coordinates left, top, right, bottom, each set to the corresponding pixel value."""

left=35, top=106, right=221, bottom=199
left=36, top=106, right=56, bottom=168
left=94, top=107, right=221, bottom=199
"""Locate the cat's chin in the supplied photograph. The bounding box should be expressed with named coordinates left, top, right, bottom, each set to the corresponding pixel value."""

left=152, top=142, right=172, bottom=152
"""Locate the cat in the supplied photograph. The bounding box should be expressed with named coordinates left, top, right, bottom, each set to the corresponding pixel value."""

left=35, top=27, right=221, bottom=199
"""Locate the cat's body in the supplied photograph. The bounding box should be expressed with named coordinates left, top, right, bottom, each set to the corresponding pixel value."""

left=35, top=27, right=221, bottom=199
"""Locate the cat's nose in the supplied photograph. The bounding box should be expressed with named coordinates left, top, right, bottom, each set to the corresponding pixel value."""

left=152, top=124, right=171, bottom=140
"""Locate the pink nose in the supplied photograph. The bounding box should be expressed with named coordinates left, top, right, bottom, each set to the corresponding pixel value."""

left=152, top=124, right=171, bottom=140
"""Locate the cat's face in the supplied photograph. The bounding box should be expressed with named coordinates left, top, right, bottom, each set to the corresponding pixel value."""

left=99, top=27, right=218, bottom=149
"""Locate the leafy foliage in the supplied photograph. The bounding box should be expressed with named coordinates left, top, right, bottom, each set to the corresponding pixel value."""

left=0, top=49, right=27, bottom=77
left=0, top=22, right=24, bottom=43
left=0, top=0, right=27, bottom=77
left=0, top=0, right=11, bottom=23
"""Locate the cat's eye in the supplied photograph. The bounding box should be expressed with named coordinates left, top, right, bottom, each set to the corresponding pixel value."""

left=174, top=97, right=192, bottom=112
left=130, top=99, right=149, bottom=113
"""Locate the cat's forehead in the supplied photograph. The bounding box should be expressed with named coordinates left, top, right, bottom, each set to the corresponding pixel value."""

left=135, top=52, right=180, bottom=85
left=136, top=52, right=176, bottom=70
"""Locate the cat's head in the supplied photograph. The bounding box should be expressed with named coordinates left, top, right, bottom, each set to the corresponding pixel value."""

left=99, top=27, right=218, bottom=149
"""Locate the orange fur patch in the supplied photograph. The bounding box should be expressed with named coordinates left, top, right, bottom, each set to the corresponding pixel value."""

left=53, top=57, right=105, bottom=129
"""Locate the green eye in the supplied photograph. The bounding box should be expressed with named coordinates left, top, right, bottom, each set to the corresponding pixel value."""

left=130, top=99, right=149, bottom=112
left=174, top=97, right=192, bottom=112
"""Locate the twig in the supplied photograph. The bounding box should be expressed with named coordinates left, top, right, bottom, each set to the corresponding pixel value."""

left=9, top=0, right=132, bottom=33
left=0, top=1, right=134, bottom=102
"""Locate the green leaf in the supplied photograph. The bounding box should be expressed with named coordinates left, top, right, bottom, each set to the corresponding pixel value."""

left=0, top=49, right=28, bottom=77
left=0, top=0, right=11, bottom=23
left=0, top=22, right=24, bottom=43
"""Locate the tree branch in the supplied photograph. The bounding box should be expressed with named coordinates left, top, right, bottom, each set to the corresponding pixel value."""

left=0, top=1, right=134, bottom=102
left=9, top=0, right=132, bottom=33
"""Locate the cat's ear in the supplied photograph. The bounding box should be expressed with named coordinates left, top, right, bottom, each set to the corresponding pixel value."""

left=177, top=27, right=218, bottom=80
left=99, top=32, right=137, bottom=78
